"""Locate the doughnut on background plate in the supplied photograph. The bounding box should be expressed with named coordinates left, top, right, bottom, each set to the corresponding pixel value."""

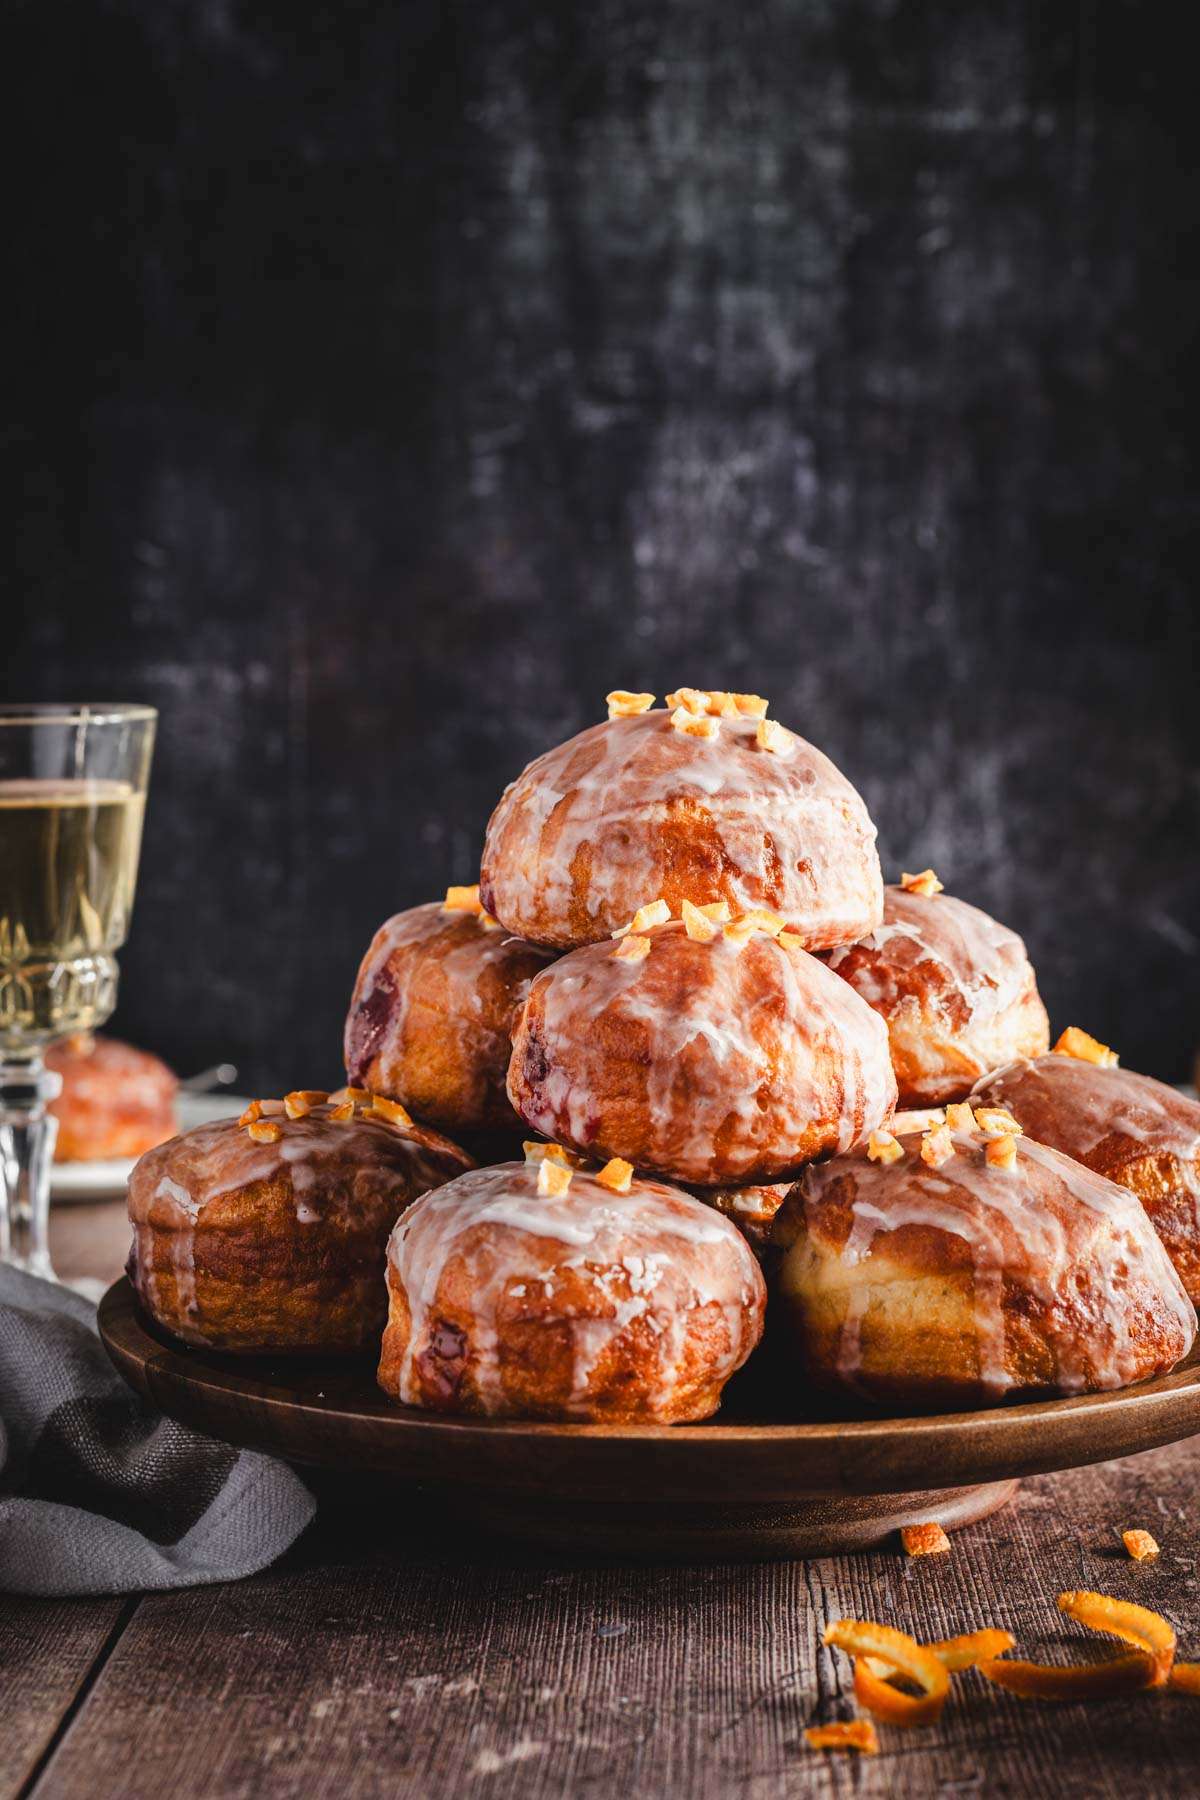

left=507, top=921, right=897, bottom=1185
left=772, top=1128, right=1196, bottom=1411
left=972, top=1054, right=1200, bottom=1305
left=826, top=885, right=1049, bottom=1106
left=379, top=1160, right=766, bottom=1422
left=127, top=1103, right=473, bottom=1354
left=344, top=901, right=556, bottom=1136
left=480, top=707, right=883, bottom=951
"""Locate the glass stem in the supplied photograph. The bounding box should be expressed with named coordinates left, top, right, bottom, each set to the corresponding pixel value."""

left=0, top=1053, right=61, bottom=1280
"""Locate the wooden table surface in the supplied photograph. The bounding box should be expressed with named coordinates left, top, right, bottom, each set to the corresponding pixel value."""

left=3, top=1198, right=1198, bottom=1799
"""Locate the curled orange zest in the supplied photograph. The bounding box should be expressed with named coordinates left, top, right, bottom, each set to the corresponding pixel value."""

left=928, top=1629, right=1017, bottom=1672
left=1057, top=1590, right=1176, bottom=1687
left=1168, top=1662, right=1200, bottom=1696
left=804, top=1720, right=879, bottom=1754
left=824, top=1619, right=948, bottom=1727
left=978, top=1653, right=1155, bottom=1701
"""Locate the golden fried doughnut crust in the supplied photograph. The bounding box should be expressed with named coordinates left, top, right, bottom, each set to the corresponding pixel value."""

left=378, top=1160, right=766, bottom=1421
left=47, top=1034, right=177, bottom=1162
left=972, top=1055, right=1200, bottom=1305
left=343, top=902, right=556, bottom=1135
left=127, top=1098, right=473, bottom=1354
left=772, top=1123, right=1195, bottom=1410
left=826, top=886, right=1049, bottom=1107
left=479, top=709, right=883, bottom=951
left=507, top=921, right=896, bottom=1186
left=689, top=1181, right=792, bottom=1260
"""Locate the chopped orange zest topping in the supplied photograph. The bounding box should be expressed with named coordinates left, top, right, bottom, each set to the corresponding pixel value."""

left=868, top=1130, right=903, bottom=1166
left=696, top=900, right=732, bottom=922
left=920, top=1124, right=955, bottom=1168
left=371, top=1094, right=413, bottom=1128
left=804, top=1720, right=878, bottom=1754
left=824, top=1620, right=949, bottom=1728
left=974, top=1105, right=1023, bottom=1136
left=1122, top=1528, right=1161, bottom=1562
left=756, top=717, right=790, bottom=754
left=246, top=1119, right=282, bottom=1144
left=985, top=1133, right=1018, bottom=1171
left=733, top=693, right=769, bottom=718
left=1170, top=1663, right=1200, bottom=1695
left=523, top=1140, right=575, bottom=1166
left=902, top=1522, right=951, bottom=1557
left=670, top=705, right=720, bottom=740
left=613, top=934, right=652, bottom=963
left=606, top=690, right=655, bottom=718
left=979, top=1653, right=1155, bottom=1700
left=537, top=1158, right=573, bottom=1198
left=1053, top=1026, right=1119, bottom=1067
left=900, top=869, right=944, bottom=897
left=443, top=883, right=483, bottom=915
left=681, top=898, right=720, bottom=942
left=328, top=1101, right=355, bottom=1122
left=238, top=1100, right=263, bottom=1126
left=1058, top=1590, right=1176, bottom=1686
left=740, top=907, right=787, bottom=937
left=665, top=686, right=709, bottom=713
left=596, top=1157, right=635, bottom=1194
left=329, top=1086, right=371, bottom=1107
left=283, top=1090, right=328, bottom=1120
left=890, top=1108, right=946, bottom=1136
left=613, top=898, right=671, bottom=938
left=945, top=1102, right=976, bottom=1133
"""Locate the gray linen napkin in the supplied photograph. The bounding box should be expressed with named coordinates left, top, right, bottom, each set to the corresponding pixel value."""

left=0, top=1265, right=315, bottom=1596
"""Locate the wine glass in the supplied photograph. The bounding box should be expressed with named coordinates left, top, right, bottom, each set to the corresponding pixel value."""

left=0, top=705, right=156, bottom=1277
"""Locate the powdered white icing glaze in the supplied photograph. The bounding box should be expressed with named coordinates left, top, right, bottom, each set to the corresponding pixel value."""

left=127, top=1105, right=471, bottom=1346
left=344, top=902, right=555, bottom=1129
left=480, top=708, right=883, bottom=950
left=827, top=886, right=1048, bottom=1101
left=509, top=921, right=896, bottom=1184
left=386, top=1161, right=765, bottom=1418
left=788, top=1129, right=1196, bottom=1397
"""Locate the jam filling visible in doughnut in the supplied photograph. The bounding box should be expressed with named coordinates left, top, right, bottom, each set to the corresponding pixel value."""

left=417, top=1318, right=470, bottom=1401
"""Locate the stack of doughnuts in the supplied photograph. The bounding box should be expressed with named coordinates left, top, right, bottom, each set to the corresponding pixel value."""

left=127, top=687, right=1197, bottom=1421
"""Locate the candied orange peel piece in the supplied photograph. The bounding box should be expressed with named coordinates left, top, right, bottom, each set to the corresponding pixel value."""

left=328, top=1086, right=371, bottom=1107
left=901, top=1522, right=951, bottom=1557
left=867, top=1129, right=903, bottom=1166
left=973, top=1105, right=1023, bottom=1136
left=756, top=717, right=791, bottom=754
left=443, top=883, right=484, bottom=915
left=247, top=1118, right=282, bottom=1144
left=328, top=1101, right=355, bottom=1123
left=1058, top=1590, right=1176, bottom=1686
left=537, top=1158, right=573, bottom=1198
left=697, top=899, right=731, bottom=921
left=606, top=690, right=655, bottom=719
left=920, top=1123, right=955, bottom=1168
left=238, top=1099, right=263, bottom=1126
left=776, top=929, right=804, bottom=950
left=681, top=898, right=720, bottom=942
left=371, top=1094, right=413, bottom=1128
left=523, top=1140, right=580, bottom=1168
left=670, top=705, right=720, bottom=740
left=596, top=1157, right=635, bottom=1194
left=283, top=1089, right=328, bottom=1120
left=665, top=686, right=709, bottom=713
left=732, top=693, right=769, bottom=718
left=900, top=868, right=944, bottom=897
left=1053, top=1025, right=1118, bottom=1067
left=944, top=1101, right=976, bottom=1132
left=613, top=898, right=671, bottom=938
left=1122, top=1528, right=1161, bottom=1562
left=803, top=1720, right=878, bottom=1755
left=985, top=1133, right=1018, bottom=1171
left=824, top=1620, right=949, bottom=1727
left=613, top=934, right=652, bottom=963
left=1170, top=1663, right=1200, bottom=1695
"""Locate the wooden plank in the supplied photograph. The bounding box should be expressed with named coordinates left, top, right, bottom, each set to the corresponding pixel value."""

left=25, top=1441, right=1200, bottom=1798
left=0, top=1594, right=130, bottom=1799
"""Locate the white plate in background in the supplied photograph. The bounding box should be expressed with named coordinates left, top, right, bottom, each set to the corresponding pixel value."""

left=50, top=1092, right=250, bottom=1203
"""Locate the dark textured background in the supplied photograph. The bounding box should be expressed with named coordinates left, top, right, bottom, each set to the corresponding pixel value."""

left=6, top=0, right=1198, bottom=1091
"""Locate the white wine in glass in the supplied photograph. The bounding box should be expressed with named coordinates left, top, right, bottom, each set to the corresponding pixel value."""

left=0, top=707, right=156, bottom=1277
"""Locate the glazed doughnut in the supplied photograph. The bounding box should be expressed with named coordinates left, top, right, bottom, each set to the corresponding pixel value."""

left=972, top=1033, right=1200, bottom=1304
left=378, top=1154, right=766, bottom=1421
left=826, top=875, right=1049, bottom=1106
left=772, top=1110, right=1196, bottom=1410
left=479, top=694, right=883, bottom=951
left=127, top=1090, right=473, bottom=1354
left=46, top=1034, right=177, bottom=1162
left=507, top=912, right=896, bottom=1185
left=343, top=890, right=556, bottom=1137
left=691, top=1181, right=792, bottom=1259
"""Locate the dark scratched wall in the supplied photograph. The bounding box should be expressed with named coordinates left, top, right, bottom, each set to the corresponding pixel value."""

left=6, top=0, right=1199, bottom=1089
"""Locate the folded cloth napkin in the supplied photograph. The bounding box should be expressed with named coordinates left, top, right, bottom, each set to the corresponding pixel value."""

left=0, top=1265, right=315, bottom=1596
